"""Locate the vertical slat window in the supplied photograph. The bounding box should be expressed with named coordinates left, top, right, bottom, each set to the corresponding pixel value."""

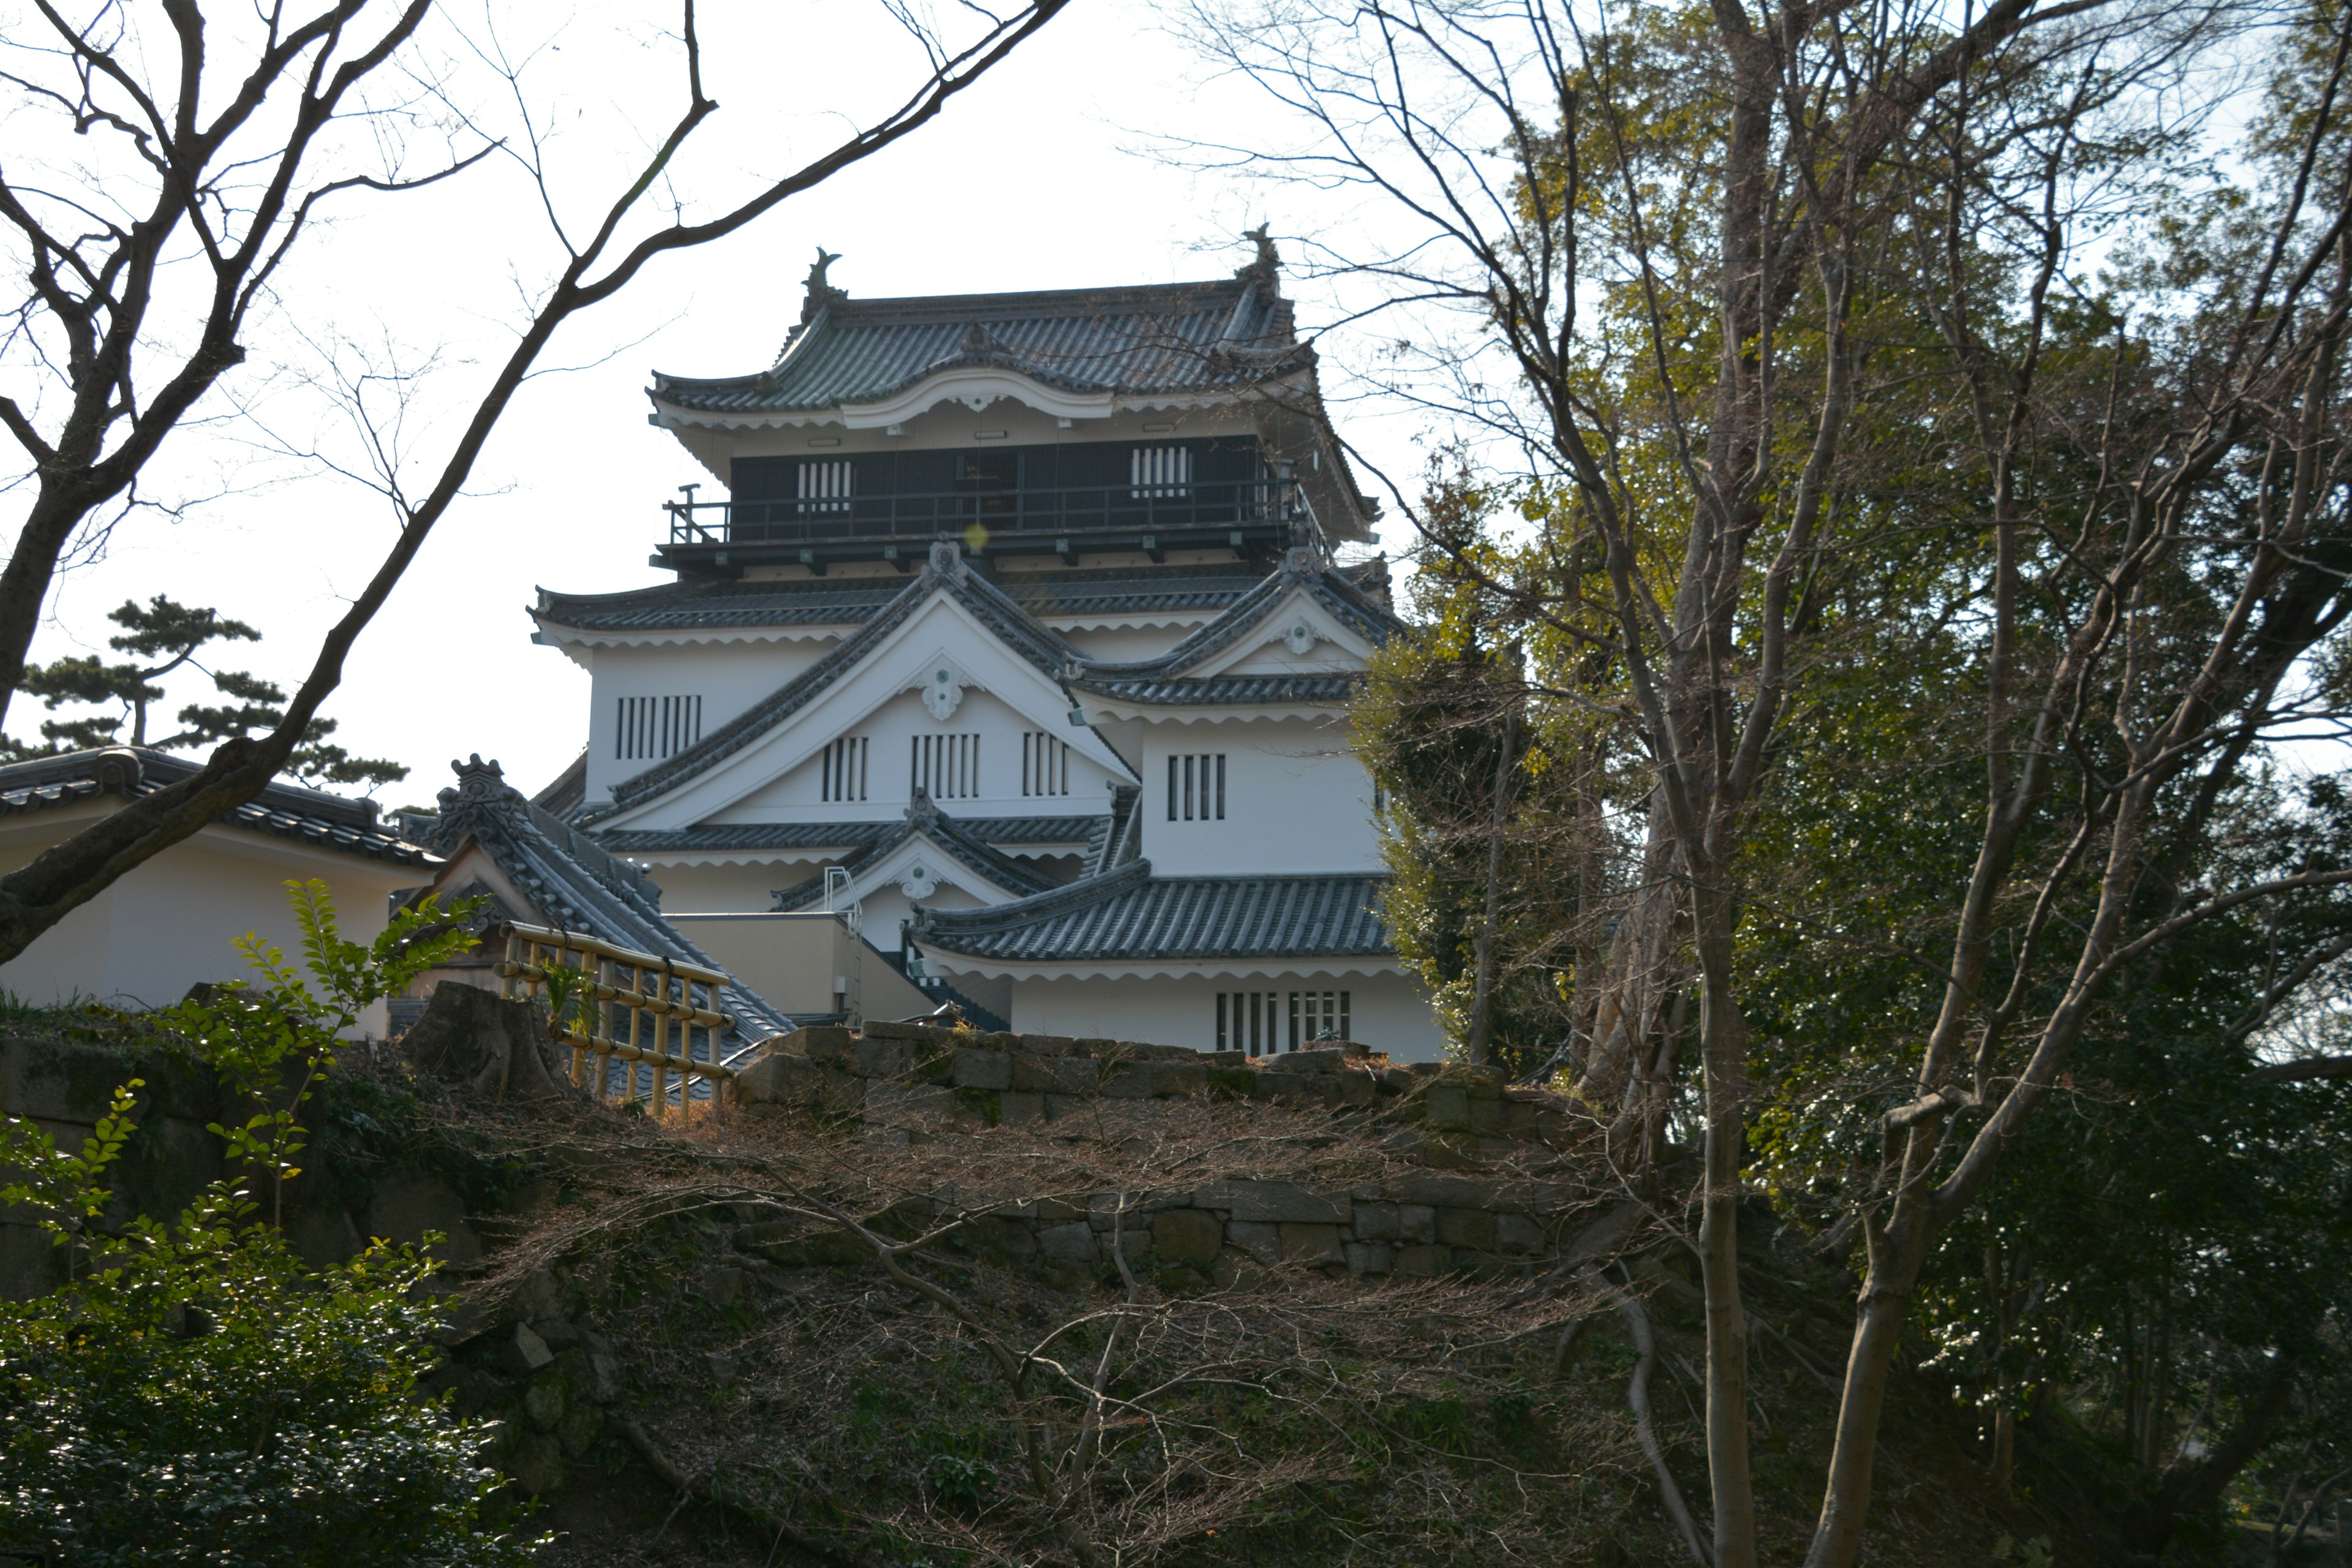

left=616, top=695, right=702, bottom=761
left=911, top=733, right=981, bottom=799
left=1284, top=990, right=1351, bottom=1048
left=797, top=459, right=850, bottom=514
left=1166, top=753, right=1227, bottom=821
left=1022, top=732, right=1069, bottom=796
left=1218, top=991, right=1281, bottom=1057
left=821, top=736, right=869, bottom=802
left=1130, top=445, right=1194, bottom=499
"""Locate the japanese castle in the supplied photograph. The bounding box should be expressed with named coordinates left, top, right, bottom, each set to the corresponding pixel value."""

left=526, top=236, right=1441, bottom=1060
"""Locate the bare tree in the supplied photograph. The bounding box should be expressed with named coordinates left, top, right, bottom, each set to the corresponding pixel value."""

left=0, top=0, right=1065, bottom=960
left=1172, top=1, right=2352, bottom=1563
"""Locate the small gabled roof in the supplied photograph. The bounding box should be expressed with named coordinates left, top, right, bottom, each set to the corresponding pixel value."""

left=597, top=546, right=1082, bottom=816
left=1065, top=553, right=1403, bottom=705
left=768, top=793, right=1061, bottom=911
left=910, top=861, right=1395, bottom=965
left=649, top=274, right=1303, bottom=420
left=0, top=746, right=431, bottom=865
left=421, top=756, right=791, bottom=1043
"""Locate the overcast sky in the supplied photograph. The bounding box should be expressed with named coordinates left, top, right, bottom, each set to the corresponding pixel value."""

left=6, top=0, right=1434, bottom=809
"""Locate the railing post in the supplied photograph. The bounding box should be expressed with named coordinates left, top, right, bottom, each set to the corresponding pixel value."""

left=502, top=927, right=519, bottom=1000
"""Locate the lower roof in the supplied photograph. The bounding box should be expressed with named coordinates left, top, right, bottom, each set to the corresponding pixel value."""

left=0, top=747, right=431, bottom=865
left=910, top=859, right=1393, bottom=964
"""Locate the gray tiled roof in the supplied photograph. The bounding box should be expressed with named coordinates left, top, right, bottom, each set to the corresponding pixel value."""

left=0, top=747, right=431, bottom=865
left=423, top=757, right=792, bottom=1049
left=535, top=576, right=904, bottom=635
left=595, top=814, right=1107, bottom=858
left=911, top=861, right=1395, bottom=964
left=650, top=278, right=1302, bottom=418
left=993, top=564, right=1273, bottom=620
left=1076, top=674, right=1363, bottom=706
left=770, top=793, right=1062, bottom=912
left=1071, top=557, right=1400, bottom=687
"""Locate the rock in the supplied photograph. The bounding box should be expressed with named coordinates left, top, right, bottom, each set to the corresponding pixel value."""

left=1437, top=1208, right=1497, bottom=1251
left=999, top=1091, right=1046, bottom=1125
left=1345, top=1242, right=1394, bottom=1277
left=1012, top=1055, right=1099, bottom=1094
left=508, top=1431, right=567, bottom=1496
left=523, top=1373, right=566, bottom=1431
left=777, top=1024, right=856, bottom=1060
left=534, top=1319, right=582, bottom=1350
left=1225, top=1221, right=1283, bottom=1266
left=364, top=1172, right=481, bottom=1263
left=1385, top=1174, right=1507, bottom=1210
left=1285, top=1049, right=1354, bottom=1074
left=1395, top=1244, right=1447, bottom=1277
left=400, top=981, right=571, bottom=1100
left=1398, top=1204, right=1438, bottom=1244
left=1153, top=1208, right=1224, bottom=1266
left=734, top=1051, right=821, bottom=1104
left=288, top=1203, right=359, bottom=1268
left=703, top=1351, right=741, bottom=1387
left=1099, top=1061, right=1154, bottom=1098
left=850, top=1037, right=914, bottom=1078
left=1496, top=1213, right=1544, bottom=1254
left=693, top=1266, right=745, bottom=1306
left=1151, top=1061, right=1208, bottom=1096
left=1043, top=1093, right=1095, bottom=1121
left=1196, top=1178, right=1351, bottom=1226
left=1038, top=1222, right=1098, bottom=1262
left=1278, top=1223, right=1345, bottom=1264
left=952, top=1048, right=1012, bottom=1089
left=1422, top=1083, right=1472, bottom=1130
left=1353, top=1202, right=1401, bottom=1242
left=518, top=1267, right=565, bottom=1322
left=557, top=1399, right=605, bottom=1458
left=502, top=1322, right=557, bottom=1378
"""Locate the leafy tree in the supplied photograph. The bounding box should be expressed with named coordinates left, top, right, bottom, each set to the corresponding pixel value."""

left=0, top=882, right=521, bottom=1566
left=10, top=595, right=405, bottom=788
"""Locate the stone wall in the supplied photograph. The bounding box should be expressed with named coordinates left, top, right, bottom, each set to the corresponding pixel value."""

left=732, top=1017, right=1606, bottom=1283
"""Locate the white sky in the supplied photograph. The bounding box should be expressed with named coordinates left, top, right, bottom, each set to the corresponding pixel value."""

left=4, top=0, right=1432, bottom=809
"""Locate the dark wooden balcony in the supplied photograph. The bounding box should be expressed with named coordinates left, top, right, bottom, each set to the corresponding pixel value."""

left=657, top=477, right=1302, bottom=573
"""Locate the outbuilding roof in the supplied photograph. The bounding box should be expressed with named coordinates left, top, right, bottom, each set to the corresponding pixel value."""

left=421, top=756, right=792, bottom=1046
left=910, top=860, right=1395, bottom=965
left=769, top=793, right=1063, bottom=912
left=0, top=747, right=431, bottom=865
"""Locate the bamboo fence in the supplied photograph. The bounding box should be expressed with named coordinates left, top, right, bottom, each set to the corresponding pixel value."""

left=494, top=921, right=740, bottom=1113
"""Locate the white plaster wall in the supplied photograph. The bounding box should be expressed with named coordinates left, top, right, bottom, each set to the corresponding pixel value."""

left=0, top=814, right=413, bottom=1032
left=643, top=859, right=814, bottom=913
left=584, top=639, right=838, bottom=802
left=1003, top=968, right=1442, bottom=1060
left=1053, top=626, right=1198, bottom=663
left=1138, top=716, right=1383, bottom=875
left=717, top=688, right=1126, bottom=823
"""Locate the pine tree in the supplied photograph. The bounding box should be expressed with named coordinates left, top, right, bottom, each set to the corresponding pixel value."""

left=10, top=597, right=404, bottom=789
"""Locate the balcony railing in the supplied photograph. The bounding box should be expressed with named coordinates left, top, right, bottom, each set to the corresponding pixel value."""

left=663, top=478, right=1282, bottom=549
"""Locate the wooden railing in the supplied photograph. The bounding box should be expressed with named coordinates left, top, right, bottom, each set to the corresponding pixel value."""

left=494, top=922, right=740, bottom=1112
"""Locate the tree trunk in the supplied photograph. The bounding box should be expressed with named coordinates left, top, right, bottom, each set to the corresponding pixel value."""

left=2132, top=1354, right=2297, bottom=1559
left=1694, top=951, right=1757, bottom=1568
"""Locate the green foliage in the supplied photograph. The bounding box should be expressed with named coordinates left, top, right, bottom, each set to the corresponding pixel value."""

left=6, top=594, right=405, bottom=788
left=0, top=882, right=532, bottom=1566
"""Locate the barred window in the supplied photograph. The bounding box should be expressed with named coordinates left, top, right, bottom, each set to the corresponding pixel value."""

left=1215, top=991, right=1286, bottom=1058
left=798, top=459, right=851, bottom=514
left=912, top=733, right=980, bottom=799
left=1022, top=731, right=1070, bottom=796
left=1289, top=990, right=1351, bottom=1049
left=1166, top=753, right=1224, bottom=821
left=1130, top=445, right=1193, bottom=499
left=821, top=736, right=869, bottom=802
left=616, top=695, right=702, bottom=761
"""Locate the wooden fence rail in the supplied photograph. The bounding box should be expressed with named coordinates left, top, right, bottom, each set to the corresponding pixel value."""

left=494, top=921, right=740, bottom=1113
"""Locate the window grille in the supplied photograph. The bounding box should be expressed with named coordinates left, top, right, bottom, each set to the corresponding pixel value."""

left=911, top=733, right=981, bottom=799
left=616, top=695, right=702, bottom=761
left=1166, top=753, right=1225, bottom=821
left=1215, top=991, right=1286, bottom=1057
left=1022, top=731, right=1070, bottom=796
left=1130, top=445, right=1193, bottom=499
left=821, top=736, right=869, bottom=802
left=1288, top=990, right=1351, bottom=1049
left=797, top=459, right=851, bottom=514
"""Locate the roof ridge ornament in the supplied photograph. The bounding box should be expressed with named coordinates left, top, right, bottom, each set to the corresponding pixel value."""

left=1237, top=223, right=1281, bottom=287
left=801, top=246, right=846, bottom=325
left=927, top=539, right=966, bottom=581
